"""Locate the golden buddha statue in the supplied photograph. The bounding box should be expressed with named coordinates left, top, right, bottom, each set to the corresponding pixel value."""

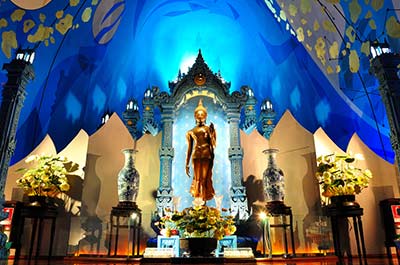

left=185, top=99, right=216, bottom=202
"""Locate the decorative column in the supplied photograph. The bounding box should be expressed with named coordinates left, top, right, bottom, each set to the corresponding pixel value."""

left=370, top=49, right=400, bottom=189
left=0, top=48, right=35, bottom=258
left=156, top=103, right=175, bottom=214
left=227, top=104, right=249, bottom=220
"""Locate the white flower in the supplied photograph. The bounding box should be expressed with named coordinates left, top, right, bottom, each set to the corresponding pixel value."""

left=25, top=155, right=37, bottom=163
left=354, top=153, right=365, bottom=161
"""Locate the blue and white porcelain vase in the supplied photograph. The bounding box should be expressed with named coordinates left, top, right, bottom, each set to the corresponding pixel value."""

left=117, top=149, right=140, bottom=204
left=262, top=148, right=285, bottom=202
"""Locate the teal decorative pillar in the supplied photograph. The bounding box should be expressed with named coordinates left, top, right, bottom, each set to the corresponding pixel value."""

left=156, top=103, right=175, bottom=214
left=369, top=46, right=400, bottom=189
left=0, top=48, right=35, bottom=258
left=227, top=104, right=249, bottom=220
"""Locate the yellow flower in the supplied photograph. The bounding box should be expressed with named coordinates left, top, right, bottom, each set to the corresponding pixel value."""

left=16, top=154, right=78, bottom=197
left=59, top=182, right=70, bottom=191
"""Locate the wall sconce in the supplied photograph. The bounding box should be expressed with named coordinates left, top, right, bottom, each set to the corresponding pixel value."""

left=259, top=99, right=276, bottom=139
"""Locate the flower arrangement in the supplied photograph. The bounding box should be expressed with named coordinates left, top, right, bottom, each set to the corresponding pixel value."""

left=16, top=154, right=79, bottom=197
left=158, top=205, right=236, bottom=240
left=316, top=153, right=373, bottom=198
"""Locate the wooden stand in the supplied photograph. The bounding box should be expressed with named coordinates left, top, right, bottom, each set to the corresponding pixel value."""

left=14, top=204, right=58, bottom=260
left=107, top=202, right=142, bottom=257
left=323, top=205, right=367, bottom=265
left=264, top=202, right=295, bottom=258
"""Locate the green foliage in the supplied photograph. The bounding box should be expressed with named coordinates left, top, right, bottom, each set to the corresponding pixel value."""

left=316, top=153, right=372, bottom=198
left=16, top=154, right=79, bottom=196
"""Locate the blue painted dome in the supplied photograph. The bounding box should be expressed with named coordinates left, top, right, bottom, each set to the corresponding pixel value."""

left=0, top=0, right=399, bottom=164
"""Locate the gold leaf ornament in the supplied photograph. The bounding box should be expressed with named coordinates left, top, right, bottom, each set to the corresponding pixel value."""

left=345, top=26, right=356, bottom=43
left=349, top=0, right=361, bottom=23
left=300, top=0, right=311, bottom=14
left=296, top=27, right=304, bottom=42
left=23, top=19, right=35, bottom=33
left=11, top=9, right=25, bottom=22
left=27, top=24, right=54, bottom=43
left=81, top=7, right=92, bottom=23
left=349, top=50, right=360, bottom=73
left=1, top=30, right=17, bottom=58
left=386, top=16, right=400, bottom=38
left=315, top=37, right=327, bottom=65
left=0, top=18, right=8, bottom=28
left=55, top=14, right=73, bottom=35
left=329, top=41, right=339, bottom=59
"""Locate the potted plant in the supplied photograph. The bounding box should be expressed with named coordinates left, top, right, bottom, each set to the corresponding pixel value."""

left=16, top=154, right=79, bottom=206
left=157, top=204, right=236, bottom=256
left=316, top=153, right=373, bottom=207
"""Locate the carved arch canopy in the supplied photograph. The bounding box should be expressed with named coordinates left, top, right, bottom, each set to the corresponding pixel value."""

left=151, top=49, right=251, bottom=111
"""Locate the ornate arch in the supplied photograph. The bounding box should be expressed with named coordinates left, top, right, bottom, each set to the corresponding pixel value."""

left=142, top=50, right=257, bottom=220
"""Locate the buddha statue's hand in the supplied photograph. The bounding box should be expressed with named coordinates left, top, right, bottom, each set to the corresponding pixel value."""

left=185, top=165, right=191, bottom=178
left=210, top=122, right=214, bottom=132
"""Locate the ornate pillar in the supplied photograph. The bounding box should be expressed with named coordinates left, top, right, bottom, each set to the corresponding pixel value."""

left=0, top=52, right=35, bottom=199
left=0, top=48, right=35, bottom=258
left=156, top=103, right=175, bottom=214
left=370, top=53, right=400, bottom=189
left=227, top=104, right=249, bottom=220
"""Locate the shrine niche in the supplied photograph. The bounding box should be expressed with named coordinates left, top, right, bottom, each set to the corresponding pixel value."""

left=142, top=50, right=257, bottom=220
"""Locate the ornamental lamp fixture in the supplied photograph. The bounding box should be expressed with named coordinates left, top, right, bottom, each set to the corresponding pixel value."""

left=370, top=40, right=392, bottom=59
left=126, top=99, right=139, bottom=111
left=144, top=88, right=153, bottom=99
left=261, top=99, right=274, bottom=113
left=259, top=98, right=276, bottom=139
left=15, top=47, right=35, bottom=64
left=101, top=111, right=112, bottom=125
left=123, top=98, right=140, bottom=140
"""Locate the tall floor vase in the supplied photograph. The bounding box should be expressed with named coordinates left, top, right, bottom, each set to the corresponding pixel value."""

left=262, top=148, right=285, bottom=204
left=117, top=148, right=140, bottom=207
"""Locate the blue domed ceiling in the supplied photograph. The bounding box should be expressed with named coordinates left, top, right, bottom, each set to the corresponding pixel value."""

left=0, top=0, right=399, bottom=164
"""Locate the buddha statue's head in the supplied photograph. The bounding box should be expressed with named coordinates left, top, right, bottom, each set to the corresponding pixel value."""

left=194, top=99, right=207, bottom=125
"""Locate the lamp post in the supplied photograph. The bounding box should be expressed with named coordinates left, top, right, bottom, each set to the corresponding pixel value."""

left=369, top=41, right=400, bottom=185
left=259, top=99, right=276, bottom=139
left=0, top=47, right=35, bottom=258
